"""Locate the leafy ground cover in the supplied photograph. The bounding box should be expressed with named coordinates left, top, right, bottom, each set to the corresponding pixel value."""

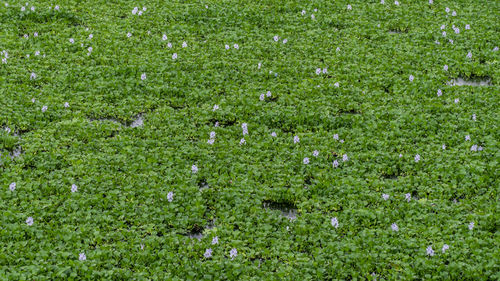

left=1, top=0, right=499, bottom=280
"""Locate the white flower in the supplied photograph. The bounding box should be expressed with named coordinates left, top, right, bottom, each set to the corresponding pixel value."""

left=391, top=223, right=399, bottom=232
left=440, top=25, right=446, bottom=30
left=127, top=32, right=132, bottom=38
left=172, top=53, right=177, bottom=60
left=442, top=244, right=449, bottom=253
left=42, top=105, right=48, bottom=112
left=212, top=104, right=219, bottom=111
left=273, top=35, right=279, bottom=42
left=71, top=184, right=78, bottom=192
left=21, top=6, right=25, bottom=11
left=472, top=114, right=476, bottom=121
left=301, top=10, right=306, bottom=15
left=465, top=135, right=471, bottom=141
left=30, top=6, right=35, bottom=11
left=454, top=98, right=459, bottom=104
left=442, top=31, right=446, bottom=37
left=443, top=65, right=448, bottom=71
left=26, top=217, right=33, bottom=226
left=342, top=154, right=348, bottom=162
left=333, top=160, right=339, bottom=168
left=207, top=139, right=214, bottom=145
left=470, top=144, right=477, bottom=152
left=271, top=132, right=277, bottom=137
left=293, top=135, right=299, bottom=143
left=382, top=194, right=389, bottom=200
left=311, top=14, right=315, bottom=20
left=494, top=47, right=499, bottom=52
left=143, top=7, right=147, bottom=11
left=381, top=0, right=385, bottom=4
left=426, top=246, right=434, bottom=256
left=31, top=98, right=36, bottom=103
left=405, top=193, right=411, bottom=202
left=394, top=1, right=399, bottom=6
left=258, top=62, right=262, bottom=69
left=445, top=7, right=450, bottom=13
left=315, top=68, right=321, bottom=75
left=9, top=182, right=16, bottom=191
left=303, top=157, right=309, bottom=165
left=167, top=42, right=172, bottom=48
left=313, top=150, right=319, bottom=157
left=141, top=73, right=146, bottom=80
left=88, top=34, right=93, bottom=40
left=64, top=102, right=69, bottom=108
left=452, top=11, right=456, bottom=16
left=429, top=0, right=433, bottom=4
left=87, top=47, right=93, bottom=53
left=182, top=41, right=187, bottom=48
left=191, top=165, right=198, bottom=173
left=333, top=134, right=339, bottom=140
left=132, top=7, right=138, bottom=14
left=162, top=34, right=168, bottom=41
left=5, top=127, right=11, bottom=134
left=55, top=5, right=60, bottom=11
left=442, top=144, right=446, bottom=150
left=79, top=253, right=86, bottom=261
left=140, top=244, right=144, bottom=250
left=468, top=222, right=474, bottom=230
left=282, top=39, right=287, bottom=44
left=35, top=51, right=40, bottom=56
left=347, top=4, right=352, bottom=10
left=233, top=44, right=239, bottom=49
left=167, top=191, right=174, bottom=202
left=334, top=82, right=339, bottom=87
left=212, top=236, right=219, bottom=245
left=331, top=217, right=339, bottom=228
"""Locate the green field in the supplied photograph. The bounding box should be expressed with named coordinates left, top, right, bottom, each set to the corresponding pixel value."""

left=1, top=0, right=499, bottom=280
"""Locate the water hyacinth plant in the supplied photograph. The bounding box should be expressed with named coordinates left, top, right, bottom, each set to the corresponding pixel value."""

left=0, top=0, right=497, bottom=279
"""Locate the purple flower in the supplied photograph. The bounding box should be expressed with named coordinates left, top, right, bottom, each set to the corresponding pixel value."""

left=127, top=32, right=132, bottom=38
left=322, top=68, right=327, bottom=74
left=30, top=72, right=37, bottom=80
left=409, top=75, right=414, bottom=82
left=391, top=223, right=399, bottom=232
left=42, top=105, right=48, bottom=112
left=405, top=193, right=411, bottom=202
left=445, top=7, right=450, bottom=13
left=301, top=10, right=306, bottom=15
left=454, top=98, right=459, bottom=104
left=429, top=0, right=433, bottom=4
left=426, top=246, right=434, bottom=256
left=311, top=14, right=315, bottom=20
left=141, top=73, right=146, bottom=80
left=64, top=102, right=69, bottom=108
left=334, top=82, right=339, bottom=87
left=414, top=154, right=420, bottom=162
left=333, top=134, right=339, bottom=140
left=79, top=252, right=86, bottom=261
left=442, top=31, right=446, bottom=37
left=212, top=236, right=219, bottom=245
left=282, top=39, right=287, bottom=44
left=472, top=114, right=476, bottom=121
left=470, top=145, right=477, bottom=152
left=313, top=150, right=319, bottom=157
left=204, top=248, right=213, bottom=258
left=182, top=42, right=187, bottom=48
left=468, top=222, right=474, bottom=230
left=69, top=38, right=74, bottom=44
left=9, top=182, right=16, bottom=191
left=437, top=89, right=442, bottom=97
left=333, top=160, right=339, bottom=168
left=315, top=68, right=321, bottom=75
left=293, top=135, right=299, bottom=144
left=466, top=51, right=472, bottom=59
left=394, top=1, right=399, bottom=5
left=303, top=157, right=310, bottom=165
left=465, top=135, right=471, bottom=141
left=229, top=248, right=237, bottom=259
left=233, top=44, right=239, bottom=49
left=207, top=139, right=215, bottom=145
left=442, top=144, right=446, bottom=150
left=266, top=91, right=271, bottom=97
left=399, top=153, right=403, bottom=158
left=212, top=104, right=219, bottom=111
left=167, top=191, right=174, bottom=202
left=167, top=42, right=172, bottom=48
left=342, top=154, right=348, bottom=162
left=442, top=244, right=449, bottom=253
left=271, top=132, right=277, bottom=137
left=210, top=131, right=216, bottom=139
left=331, top=217, right=339, bottom=228
left=493, top=47, right=499, bottom=52
left=382, top=194, right=389, bottom=200
left=191, top=165, right=198, bottom=174
left=71, top=184, right=78, bottom=193
left=26, top=217, right=33, bottom=226
left=162, top=34, right=167, bottom=41
left=259, top=93, right=265, bottom=101
left=273, top=35, right=279, bottom=42
left=172, top=53, right=177, bottom=60
left=242, top=123, right=248, bottom=135
left=443, top=65, right=448, bottom=71
left=347, top=4, right=352, bottom=10
left=240, top=138, right=246, bottom=145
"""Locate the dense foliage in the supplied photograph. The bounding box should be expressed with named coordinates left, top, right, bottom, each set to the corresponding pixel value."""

left=1, top=0, right=499, bottom=280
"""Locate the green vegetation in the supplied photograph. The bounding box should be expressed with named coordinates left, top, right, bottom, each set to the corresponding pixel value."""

left=1, top=0, right=498, bottom=279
